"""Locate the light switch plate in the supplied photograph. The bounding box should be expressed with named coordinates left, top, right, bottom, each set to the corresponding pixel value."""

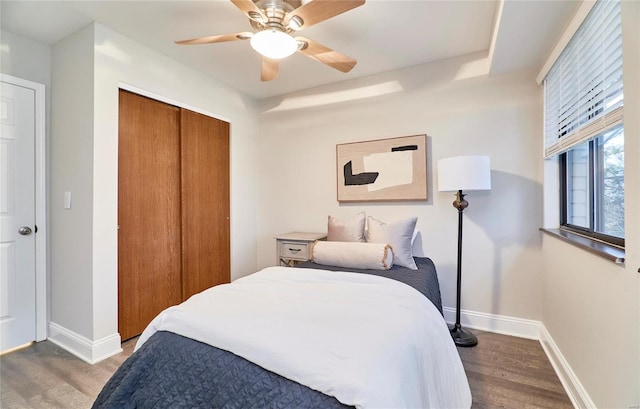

left=64, top=191, right=71, bottom=209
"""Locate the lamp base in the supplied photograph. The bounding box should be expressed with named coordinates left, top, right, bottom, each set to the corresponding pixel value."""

left=449, top=324, right=478, bottom=347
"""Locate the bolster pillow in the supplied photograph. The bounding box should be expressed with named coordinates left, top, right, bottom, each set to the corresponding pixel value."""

left=310, top=241, right=393, bottom=270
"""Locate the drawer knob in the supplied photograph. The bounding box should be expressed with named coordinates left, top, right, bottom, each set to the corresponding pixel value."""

left=288, top=248, right=301, bottom=253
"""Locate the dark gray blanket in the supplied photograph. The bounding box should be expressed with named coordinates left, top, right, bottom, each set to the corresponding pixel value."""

left=296, top=256, right=443, bottom=315
left=93, top=257, right=442, bottom=408
left=93, top=331, right=350, bottom=409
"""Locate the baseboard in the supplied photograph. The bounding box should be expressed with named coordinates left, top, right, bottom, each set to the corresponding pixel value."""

left=443, top=307, right=541, bottom=339
left=48, top=322, right=122, bottom=364
left=443, top=308, right=594, bottom=409
left=539, top=324, right=596, bottom=409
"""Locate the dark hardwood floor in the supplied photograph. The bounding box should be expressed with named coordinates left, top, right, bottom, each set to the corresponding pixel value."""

left=1, top=339, right=136, bottom=408
left=1, top=330, right=573, bottom=408
left=459, top=331, right=573, bottom=409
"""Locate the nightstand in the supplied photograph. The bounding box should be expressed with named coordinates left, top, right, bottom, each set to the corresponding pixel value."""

left=275, top=232, right=327, bottom=267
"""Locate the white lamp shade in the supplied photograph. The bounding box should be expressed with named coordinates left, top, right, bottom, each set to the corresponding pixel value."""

left=437, top=155, right=491, bottom=192
left=250, top=30, right=298, bottom=59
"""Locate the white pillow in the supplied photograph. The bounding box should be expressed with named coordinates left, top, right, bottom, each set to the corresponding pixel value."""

left=311, top=241, right=393, bottom=270
left=366, top=216, right=418, bottom=270
left=327, top=212, right=366, bottom=242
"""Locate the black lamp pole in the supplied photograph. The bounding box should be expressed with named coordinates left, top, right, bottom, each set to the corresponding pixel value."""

left=449, top=189, right=478, bottom=347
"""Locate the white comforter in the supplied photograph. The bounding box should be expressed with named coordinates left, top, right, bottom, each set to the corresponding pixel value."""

left=136, top=266, right=471, bottom=408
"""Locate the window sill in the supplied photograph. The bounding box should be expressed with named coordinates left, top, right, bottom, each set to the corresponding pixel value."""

left=540, top=228, right=625, bottom=264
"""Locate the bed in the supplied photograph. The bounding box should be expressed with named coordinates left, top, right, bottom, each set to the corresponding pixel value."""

left=93, top=257, right=471, bottom=408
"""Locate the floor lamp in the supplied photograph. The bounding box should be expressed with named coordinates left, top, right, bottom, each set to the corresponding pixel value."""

left=437, top=155, right=491, bottom=347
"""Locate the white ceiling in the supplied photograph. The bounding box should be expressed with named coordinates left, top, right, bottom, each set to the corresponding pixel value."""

left=1, top=0, right=579, bottom=100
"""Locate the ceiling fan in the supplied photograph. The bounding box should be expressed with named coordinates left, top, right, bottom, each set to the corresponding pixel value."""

left=175, top=0, right=365, bottom=81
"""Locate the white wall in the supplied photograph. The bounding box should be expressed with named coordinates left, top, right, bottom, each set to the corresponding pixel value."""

left=0, top=30, right=50, bottom=86
left=257, top=52, right=544, bottom=324
left=629, top=2, right=640, bottom=401
left=50, top=24, right=95, bottom=341
left=49, top=22, right=260, bottom=361
left=540, top=2, right=640, bottom=408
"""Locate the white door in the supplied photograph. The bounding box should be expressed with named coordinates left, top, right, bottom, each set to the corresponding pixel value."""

left=0, top=80, right=37, bottom=351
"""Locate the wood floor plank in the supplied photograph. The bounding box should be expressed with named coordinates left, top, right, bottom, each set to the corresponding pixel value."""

left=1, top=381, right=31, bottom=409
left=26, top=383, right=96, bottom=409
left=1, top=346, right=65, bottom=399
left=459, top=331, right=574, bottom=409
left=1, top=331, right=574, bottom=408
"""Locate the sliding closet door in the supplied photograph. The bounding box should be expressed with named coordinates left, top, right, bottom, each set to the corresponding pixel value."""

left=180, top=109, right=230, bottom=300
left=118, top=90, right=182, bottom=341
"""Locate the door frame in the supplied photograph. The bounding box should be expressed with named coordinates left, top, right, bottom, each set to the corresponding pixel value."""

left=1, top=73, right=47, bottom=342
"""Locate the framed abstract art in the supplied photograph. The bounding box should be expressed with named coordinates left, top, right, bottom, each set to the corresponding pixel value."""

left=336, top=134, right=427, bottom=202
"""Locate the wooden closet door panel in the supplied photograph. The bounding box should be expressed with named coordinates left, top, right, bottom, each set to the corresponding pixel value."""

left=180, top=109, right=230, bottom=299
left=118, top=90, right=182, bottom=340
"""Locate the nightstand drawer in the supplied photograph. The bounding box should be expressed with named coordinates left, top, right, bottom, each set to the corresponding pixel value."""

left=275, top=232, right=326, bottom=267
left=280, top=241, right=309, bottom=260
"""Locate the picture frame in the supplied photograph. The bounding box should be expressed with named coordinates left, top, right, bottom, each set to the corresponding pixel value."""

left=336, top=134, right=427, bottom=202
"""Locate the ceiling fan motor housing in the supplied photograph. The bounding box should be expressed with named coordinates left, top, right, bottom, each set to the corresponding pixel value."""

left=250, top=0, right=300, bottom=33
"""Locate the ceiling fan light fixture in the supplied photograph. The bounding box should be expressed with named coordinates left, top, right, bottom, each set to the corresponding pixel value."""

left=250, top=29, right=298, bottom=59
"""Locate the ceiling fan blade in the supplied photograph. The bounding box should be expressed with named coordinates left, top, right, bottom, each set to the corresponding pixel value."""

left=175, top=32, right=252, bottom=45
left=285, top=0, right=365, bottom=30
left=262, top=57, right=279, bottom=81
left=231, top=0, right=268, bottom=23
left=296, top=37, right=356, bottom=73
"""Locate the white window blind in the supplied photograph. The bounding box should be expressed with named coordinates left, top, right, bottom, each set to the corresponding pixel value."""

left=543, top=0, right=623, bottom=158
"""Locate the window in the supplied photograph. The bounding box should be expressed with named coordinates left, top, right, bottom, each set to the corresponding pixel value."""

left=544, top=0, right=624, bottom=248
left=560, top=125, right=624, bottom=246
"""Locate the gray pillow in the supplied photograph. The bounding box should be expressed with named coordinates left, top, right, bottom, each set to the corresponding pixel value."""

left=366, top=216, right=418, bottom=270
left=327, top=212, right=366, bottom=242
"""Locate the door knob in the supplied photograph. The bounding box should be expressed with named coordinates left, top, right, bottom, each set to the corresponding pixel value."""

left=18, top=226, right=32, bottom=235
